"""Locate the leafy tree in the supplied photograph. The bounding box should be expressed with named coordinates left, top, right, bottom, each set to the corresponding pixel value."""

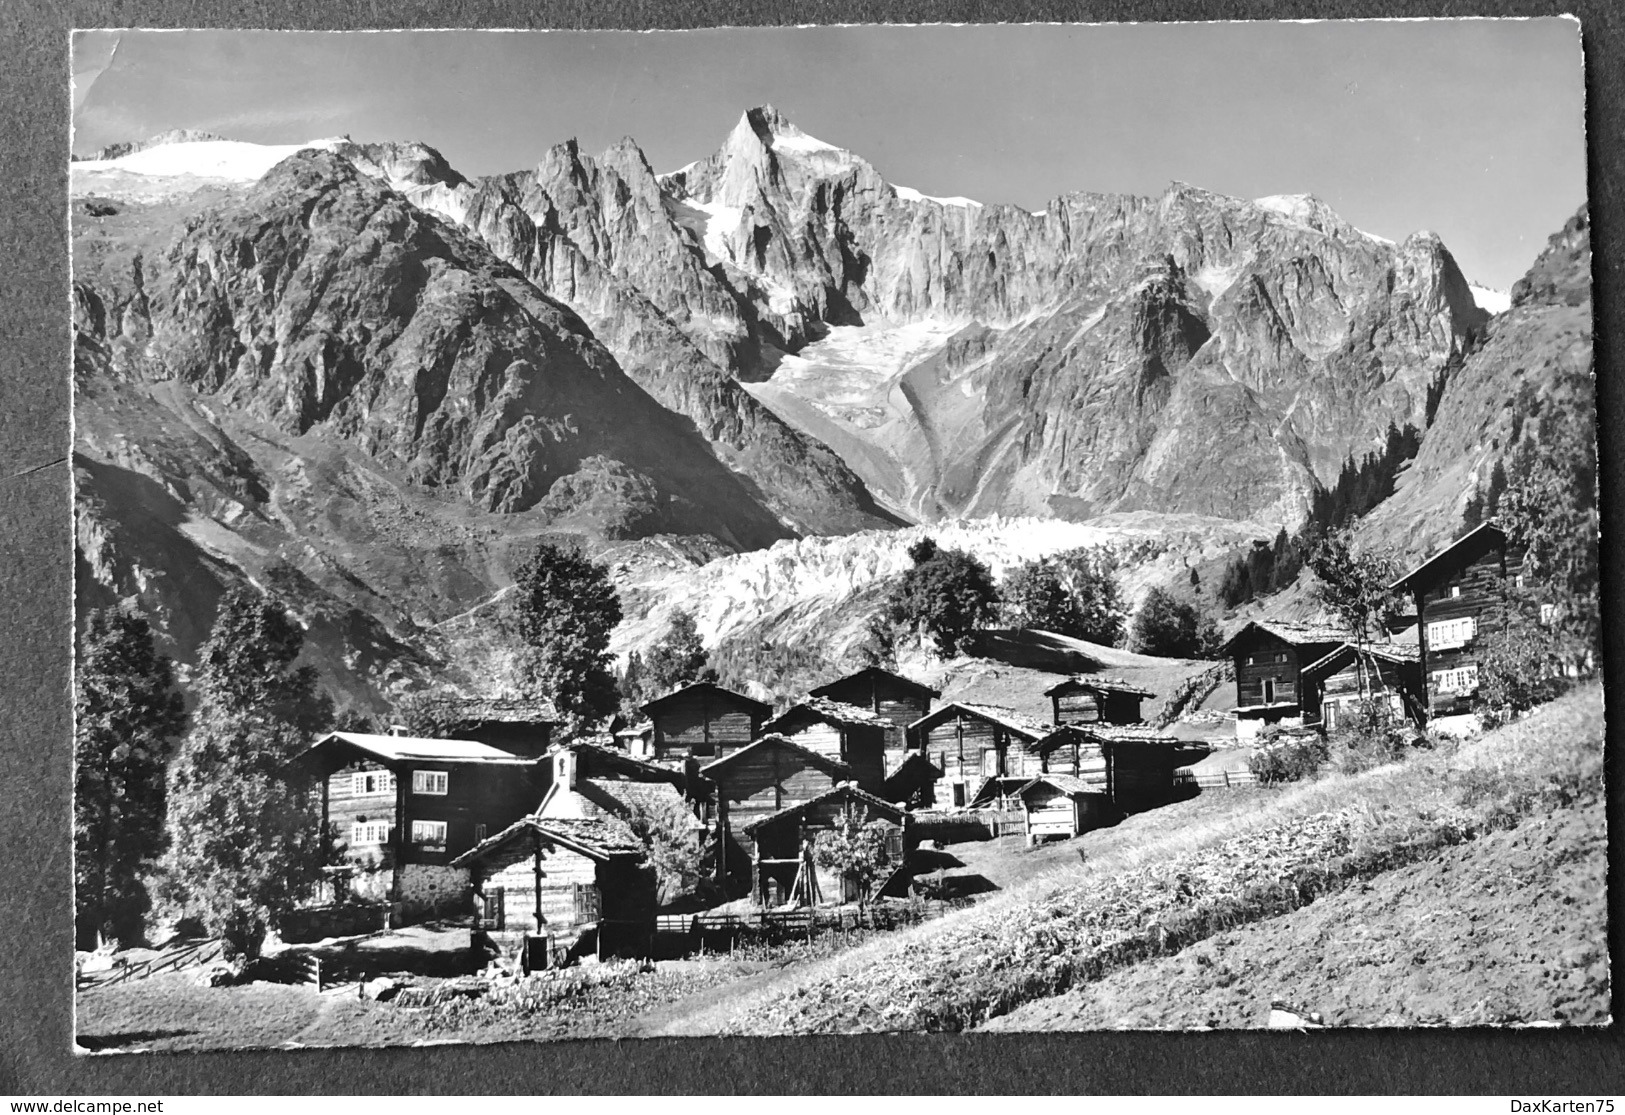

left=881, top=539, right=999, bottom=659
left=643, top=609, right=716, bottom=697
left=1475, top=600, right=1574, bottom=723
left=1001, top=548, right=1125, bottom=645
left=811, top=807, right=894, bottom=907
left=1306, top=529, right=1402, bottom=699
left=1130, top=587, right=1219, bottom=658
left=75, top=608, right=186, bottom=946
left=854, top=612, right=900, bottom=671
left=161, top=588, right=333, bottom=955
left=508, top=542, right=622, bottom=735
left=623, top=794, right=710, bottom=906
left=1497, top=367, right=1599, bottom=662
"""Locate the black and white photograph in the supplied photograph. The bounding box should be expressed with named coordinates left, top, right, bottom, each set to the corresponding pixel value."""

left=66, top=20, right=1603, bottom=1052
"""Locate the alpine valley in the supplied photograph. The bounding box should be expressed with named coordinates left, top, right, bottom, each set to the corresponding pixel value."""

left=70, top=109, right=1591, bottom=709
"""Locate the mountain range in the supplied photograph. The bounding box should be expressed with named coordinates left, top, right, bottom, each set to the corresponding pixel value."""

left=70, top=110, right=1589, bottom=708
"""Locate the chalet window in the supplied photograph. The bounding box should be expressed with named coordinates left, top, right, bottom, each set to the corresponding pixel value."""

left=1515, top=574, right=1526, bottom=590
left=350, top=820, right=390, bottom=845
left=1431, top=665, right=1480, bottom=694
left=350, top=770, right=395, bottom=796
left=412, top=770, right=449, bottom=795
left=1426, top=616, right=1476, bottom=650
left=1451, top=585, right=1462, bottom=598
left=482, top=887, right=505, bottom=930
left=1540, top=603, right=1558, bottom=626
left=951, top=783, right=966, bottom=808
left=410, top=819, right=448, bottom=847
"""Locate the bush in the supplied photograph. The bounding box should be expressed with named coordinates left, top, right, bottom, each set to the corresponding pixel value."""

left=1328, top=696, right=1415, bottom=775
left=1247, top=729, right=1327, bottom=784
left=1130, top=587, right=1220, bottom=658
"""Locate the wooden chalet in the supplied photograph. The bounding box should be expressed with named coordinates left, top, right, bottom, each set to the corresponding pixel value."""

left=639, top=682, right=772, bottom=763
left=409, top=695, right=559, bottom=759
left=761, top=697, right=890, bottom=795
left=1017, top=775, right=1109, bottom=844
left=1218, top=620, right=1346, bottom=740
left=534, top=742, right=690, bottom=824
left=1027, top=723, right=1191, bottom=816
left=909, top=702, right=1049, bottom=808
left=739, top=784, right=913, bottom=907
left=698, top=734, right=850, bottom=894
left=1300, top=642, right=1426, bottom=730
left=286, top=731, right=546, bottom=920
left=1390, top=522, right=1518, bottom=726
left=451, top=815, right=657, bottom=963
left=808, top=666, right=940, bottom=754
left=1043, top=677, right=1156, bottom=726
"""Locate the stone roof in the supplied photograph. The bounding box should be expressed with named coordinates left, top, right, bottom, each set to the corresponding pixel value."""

left=1219, top=619, right=1347, bottom=655
left=1042, top=676, right=1157, bottom=699
left=765, top=696, right=892, bottom=732
left=1390, top=521, right=1508, bottom=594
left=1301, top=641, right=1423, bottom=677
left=297, top=731, right=540, bottom=767
left=1018, top=774, right=1098, bottom=798
left=639, top=681, right=772, bottom=718
left=739, top=783, right=906, bottom=835
left=910, top=701, right=1050, bottom=741
left=698, top=734, right=850, bottom=780
left=808, top=667, right=941, bottom=700
left=450, top=814, right=646, bottom=867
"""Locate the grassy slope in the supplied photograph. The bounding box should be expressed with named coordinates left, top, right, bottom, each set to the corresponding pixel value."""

left=645, top=683, right=1605, bottom=1035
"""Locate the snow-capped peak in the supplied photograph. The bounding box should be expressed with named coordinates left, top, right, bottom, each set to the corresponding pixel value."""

left=1254, top=192, right=1394, bottom=246
left=1470, top=284, right=1512, bottom=315
left=892, top=184, right=984, bottom=210
left=73, top=136, right=350, bottom=181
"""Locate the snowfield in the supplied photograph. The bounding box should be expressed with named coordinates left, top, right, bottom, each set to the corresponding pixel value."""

left=1470, top=284, right=1512, bottom=315
left=73, top=137, right=349, bottom=181
left=893, top=184, right=984, bottom=209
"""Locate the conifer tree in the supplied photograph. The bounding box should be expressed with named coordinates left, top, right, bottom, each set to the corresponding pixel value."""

left=75, top=608, right=186, bottom=946
left=161, top=588, right=332, bottom=953
left=508, top=541, right=622, bottom=735
left=644, top=609, right=716, bottom=696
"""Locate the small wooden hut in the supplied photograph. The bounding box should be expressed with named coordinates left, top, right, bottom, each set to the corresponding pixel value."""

left=1218, top=621, right=1346, bottom=741
left=808, top=667, right=940, bottom=754
left=1017, top=775, right=1110, bottom=844
left=639, top=682, right=771, bottom=763
left=697, top=734, right=849, bottom=893
left=909, top=702, right=1048, bottom=808
left=740, top=785, right=912, bottom=907
left=762, top=697, right=890, bottom=795
left=1042, top=677, right=1156, bottom=726
left=1299, top=642, right=1426, bottom=730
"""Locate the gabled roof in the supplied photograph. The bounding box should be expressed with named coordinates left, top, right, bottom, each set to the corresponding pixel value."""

left=764, top=697, right=891, bottom=733
left=1042, top=676, right=1157, bottom=700
left=739, top=783, right=906, bottom=835
left=1029, top=722, right=1182, bottom=755
left=1017, top=774, right=1099, bottom=799
left=556, top=740, right=684, bottom=786
left=967, top=775, right=1033, bottom=809
left=1218, top=619, right=1347, bottom=656
left=697, top=733, right=850, bottom=780
left=809, top=666, right=941, bottom=701
left=908, top=701, right=1050, bottom=741
left=1028, top=723, right=1105, bottom=755
left=1300, top=641, right=1424, bottom=679
left=450, top=815, right=646, bottom=867
left=291, top=731, right=541, bottom=773
left=415, top=694, right=560, bottom=725
left=639, top=681, right=772, bottom=719
left=1390, top=521, right=1509, bottom=595
left=613, top=719, right=654, bottom=738
left=883, top=752, right=942, bottom=792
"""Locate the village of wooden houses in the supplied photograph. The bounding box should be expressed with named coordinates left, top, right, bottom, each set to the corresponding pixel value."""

left=75, top=514, right=1552, bottom=1045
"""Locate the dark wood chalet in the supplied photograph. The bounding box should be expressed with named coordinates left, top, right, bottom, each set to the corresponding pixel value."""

left=1017, top=775, right=1109, bottom=844
left=452, top=816, right=657, bottom=964
left=410, top=695, right=559, bottom=759
left=1390, top=522, right=1519, bottom=725
left=1218, top=620, right=1345, bottom=740
left=1043, top=677, right=1156, bottom=726
left=1299, top=642, right=1426, bottom=730
left=286, top=731, right=546, bottom=920
left=761, top=697, right=890, bottom=795
left=739, top=785, right=914, bottom=907
left=1028, top=723, right=1191, bottom=815
left=640, top=682, right=772, bottom=763
left=910, top=702, right=1048, bottom=808
left=698, top=734, right=850, bottom=894
left=808, top=667, right=940, bottom=754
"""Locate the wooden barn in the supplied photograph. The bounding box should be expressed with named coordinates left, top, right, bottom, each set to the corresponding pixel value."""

left=1043, top=677, right=1156, bottom=726
left=761, top=697, right=890, bottom=795
left=640, top=682, right=772, bottom=763
left=1300, top=642, right=1426, bottom=730
left=451, top=816, right=657, bottom=962
left=882, top=752, right=941, bottom=810
left=739, top=785, right=913, bottom=907
left=698, top=734, right=850, bottom=893
left=285, top=731, right=546, bottom=920
left=407, top=695, right=559, bottom=759
left=909, top=702, right=1048, bottom=808
left=1218, top=620, right=1346, bottom=741
left=1028, top=724, right=1193, bottom=815
left=1017, top=775, right=1110, bottom=844
left=1390, top=522, right=1519, bottom=729
left=808, top=667, right=940, bottom=754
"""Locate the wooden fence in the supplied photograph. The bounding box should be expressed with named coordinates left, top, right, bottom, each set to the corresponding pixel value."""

left=76, top=938, right=223, bottom=992
left=1174, top=767, right=1259, bottom=789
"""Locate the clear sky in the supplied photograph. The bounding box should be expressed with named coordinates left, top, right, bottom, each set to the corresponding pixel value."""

left=72, top=22, right=1586, bottom=290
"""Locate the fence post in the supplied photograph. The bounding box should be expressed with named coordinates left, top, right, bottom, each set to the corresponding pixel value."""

left=1223, top=770, right=1230, bottom=788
